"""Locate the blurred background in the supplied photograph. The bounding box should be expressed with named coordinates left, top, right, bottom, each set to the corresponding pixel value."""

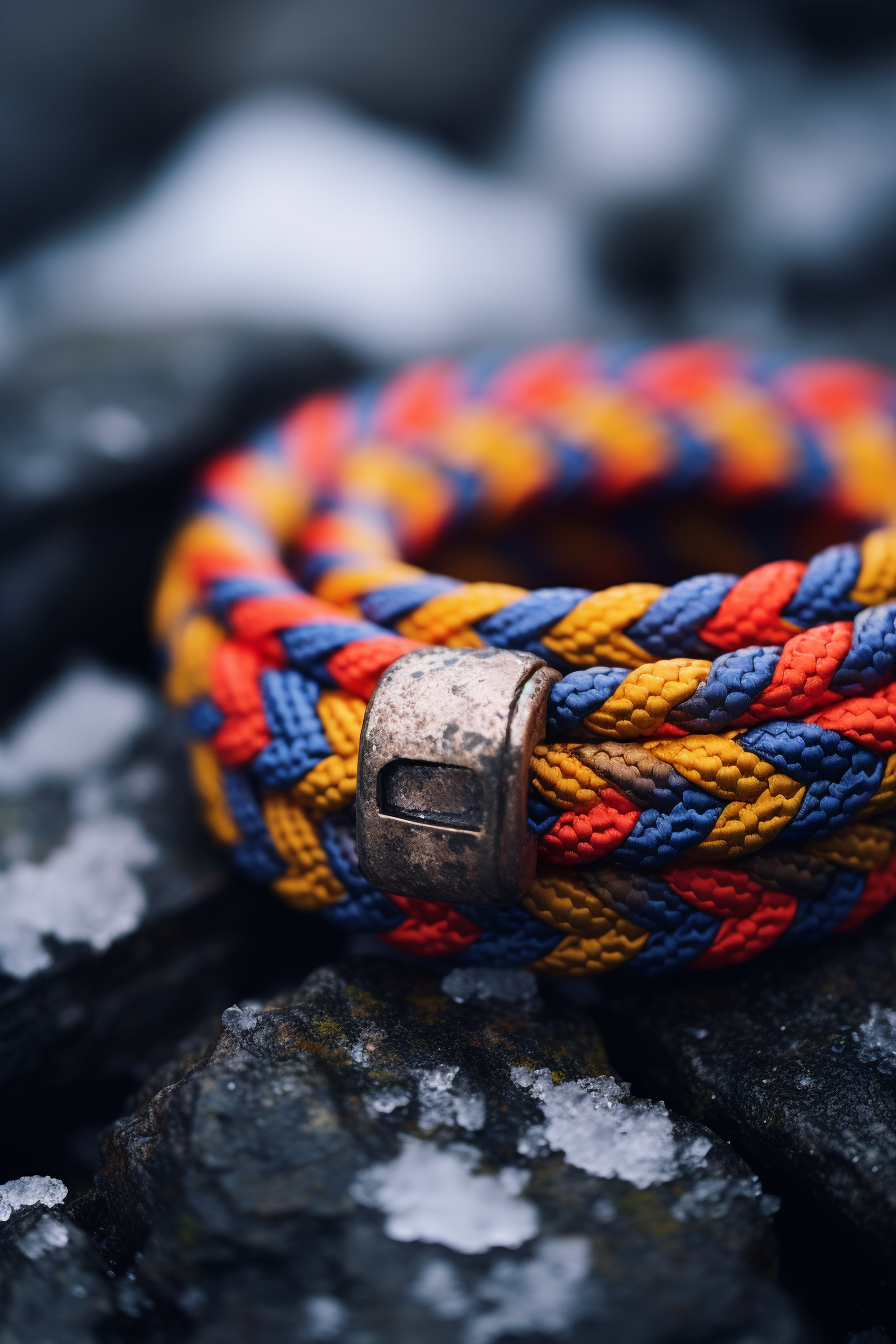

left=5, top=0, right=896, bottom=710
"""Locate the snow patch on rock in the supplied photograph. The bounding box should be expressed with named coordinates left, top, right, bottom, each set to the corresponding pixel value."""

left=412, top=1238, right=592, bottom=1343
left=18, top=1215, right=70, bottom=1260
left=681, top=1135, right=713, bottom=1170
left=221, top=1003, right=262, bottom=1036
left=351, top=1137, right=538, bottom=1254
left=465, top=1237, right=592, bottom=1344
left=0, top=1176, right=67, bottom=1222
left=0, top=664, right=152, bottom=793
left=0, top=815, right=156, bottom=978
left=412, top=1259, right=470, bottom=1320
left=364, top=1085, right=411, bottom=1117
left=302, top=1295, right=347, bottom=1340
left=853, top=1003, right=896, bottom=1075
left=415, top=1066, right=486, bottom=1132
left=672, top=1174, right=781, bottom=1222
left=513, top=1068, right=677, bottom=1188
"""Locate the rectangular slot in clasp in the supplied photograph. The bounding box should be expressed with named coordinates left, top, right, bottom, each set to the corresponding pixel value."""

left=377, top=759, right=484, bottom=831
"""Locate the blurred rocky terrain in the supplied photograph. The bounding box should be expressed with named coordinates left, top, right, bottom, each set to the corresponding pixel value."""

left=2, top=2, right=896, bottom=1341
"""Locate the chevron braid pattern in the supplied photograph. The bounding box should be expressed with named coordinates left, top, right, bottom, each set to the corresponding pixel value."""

left=154, top=341, right=896, bottom=975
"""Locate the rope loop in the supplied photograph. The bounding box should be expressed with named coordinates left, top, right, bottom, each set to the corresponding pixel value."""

left=157, top=341, right=896, bottom=974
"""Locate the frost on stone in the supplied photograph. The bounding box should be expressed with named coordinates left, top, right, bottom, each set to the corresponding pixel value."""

left=512, top=1068, right=677, bottom=1188
left=465, top=1237, right=592, bottom=1344
left=412, top=1238, right=592, bottom=1344
left=853, top=1004, right=896, bottom=1075
left=415, top=1066, right=487, bottom=1132
left=221, top=1003, right=262, bottom=1036
left=412, top=1259, right=470, bottom=1320
left=0, top=1176, right=67, bottom=1222
left=351, top=1137, right=539, bottom=1254
left=441, top=968, right=541, bottom=1009
left=0, top=817, right=156, bottom=978
left=671, top=1174, right=781, bottom=1223
left=18, top=1215, right=69, bottom=1260
left=680, top=1136, right=713, bottom=1171
left=302, top=1295, right=347, bottom=1341
left=0, top=664, right=152, bottom=793
left=364, top=1085, right=411, bottom=1117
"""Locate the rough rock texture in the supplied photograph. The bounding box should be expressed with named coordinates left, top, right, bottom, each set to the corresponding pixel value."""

left=594, top=907, right=896, bottom=1338
left=75, top=957, right=809, bottom=1344
left=0, top=1188, right=111, bottom=1344
left=0, top=666, right=339, bottom=1189
left=0, top=328, right=354, bottom=714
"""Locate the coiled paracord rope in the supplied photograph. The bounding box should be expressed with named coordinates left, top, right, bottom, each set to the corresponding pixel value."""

left=154, top=341, right=896, bottom=975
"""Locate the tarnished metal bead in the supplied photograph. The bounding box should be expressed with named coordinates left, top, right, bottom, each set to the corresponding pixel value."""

left=356, top=647, right=559, bottom=907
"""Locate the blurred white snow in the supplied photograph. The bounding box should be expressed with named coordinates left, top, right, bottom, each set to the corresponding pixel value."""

left=4, top=12, right=896, bottom=365
left=0, top=663, right=152, bottom=793
left=733, top=81, right=896, bottom=268
left=0, top=92, right=589, bottom=363
left=507, top=10, right=738, bottom=209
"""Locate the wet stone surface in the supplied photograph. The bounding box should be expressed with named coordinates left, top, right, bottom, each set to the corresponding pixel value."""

left=0, top=664, right=339, bottom=1188
left=72, top=957, right=809, bottom=1344
left=594, top=907, right=896, bottom=1337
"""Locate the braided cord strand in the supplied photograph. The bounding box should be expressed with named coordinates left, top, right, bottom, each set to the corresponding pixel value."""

left=155, top=341, right=896, bottom=975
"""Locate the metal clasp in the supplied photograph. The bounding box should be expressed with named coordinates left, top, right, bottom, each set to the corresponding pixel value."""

left=356, top=647, right=559, bottom=906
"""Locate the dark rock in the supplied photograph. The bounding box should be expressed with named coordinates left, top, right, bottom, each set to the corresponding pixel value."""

left=0, top=1181, right=112, bottom=1344
left=0, top=328, right=351, bottom=531
left=76, top=957, right=809, bottom=1343
left=0, top=328, right=355, bottom=714
left=0, top=664, right=340, bottom=1190
left=594, top=907, right=896, bottom=1338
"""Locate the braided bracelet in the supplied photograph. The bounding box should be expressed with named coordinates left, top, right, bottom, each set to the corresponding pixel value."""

left=155, top=341, right=896, bottom=976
